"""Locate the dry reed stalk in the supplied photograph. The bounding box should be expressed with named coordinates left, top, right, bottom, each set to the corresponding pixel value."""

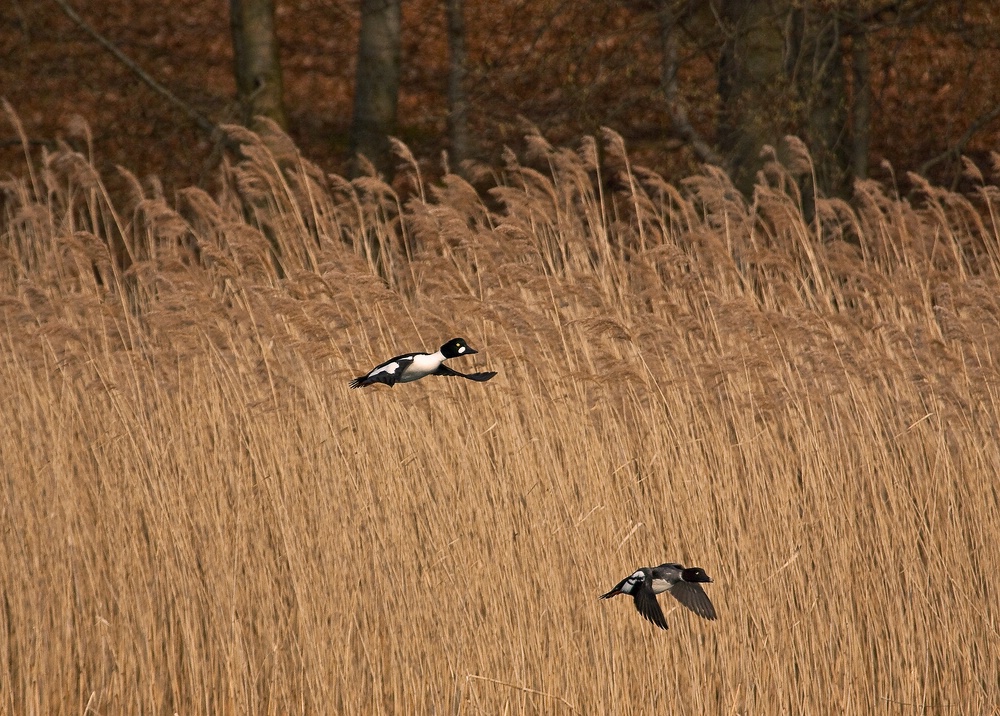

left=0, top=120, right=998, bottom=713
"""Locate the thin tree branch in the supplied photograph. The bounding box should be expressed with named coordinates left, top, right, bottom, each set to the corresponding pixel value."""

left=51, top=0, right=218, bottom=136
left=0, top=138, right=56, bottom=149
left=659, top=0, right=722, bottom=166
left=918, top=101, right=1000, bottom=177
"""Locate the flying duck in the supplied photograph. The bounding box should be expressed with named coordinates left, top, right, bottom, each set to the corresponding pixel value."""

left=349, top=337, right=496, bottom=389
left=600, top=563, right=717, bottom=630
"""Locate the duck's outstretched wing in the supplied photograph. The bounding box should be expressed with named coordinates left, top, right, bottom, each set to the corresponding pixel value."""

left=634, top=590, right=669, bottom=630
left=349, top=356, right=411, bottom=389
left=434, top=364, right=497, bottom=382
left=350, top=372, right=396, bottom=389
left=668, top=581, right=717, bottom=620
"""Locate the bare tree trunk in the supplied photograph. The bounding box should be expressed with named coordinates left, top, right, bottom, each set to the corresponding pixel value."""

left=792, top=9, right=850, bottom=197
left=717, top=0, right=789, bottom=194
left=350, top=0, right=401, bottom=176
left=446, top=0, right=469, bottom=170
left=718, top=0, right=853, bottom=197
left=230, top=0, right=287, bottom=129
left=658, top=0, right=722, bottom=166
left=851, top=27, right=870, bottom=180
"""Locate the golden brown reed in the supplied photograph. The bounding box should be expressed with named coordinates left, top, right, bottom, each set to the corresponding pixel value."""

left=1, top=117, right=998, bottom=714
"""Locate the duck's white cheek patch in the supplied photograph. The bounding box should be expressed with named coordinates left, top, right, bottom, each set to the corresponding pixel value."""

left=372, top=362, right=399, bottom=376
left=458, top=346, right=466, bottom=353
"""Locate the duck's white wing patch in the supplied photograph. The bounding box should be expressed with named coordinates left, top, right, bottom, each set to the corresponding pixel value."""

left=371, top=361, right=401, bottom=377
left=620, top=571, right=645, bottom=595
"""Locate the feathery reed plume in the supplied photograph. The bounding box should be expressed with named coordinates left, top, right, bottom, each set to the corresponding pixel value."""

left=1, top=117, right=999, bottom=713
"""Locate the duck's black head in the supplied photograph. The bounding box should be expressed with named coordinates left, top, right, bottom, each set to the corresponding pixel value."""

left=681, top=567, right=712, bottom=583
left=440, top=337, right=477, bottom=358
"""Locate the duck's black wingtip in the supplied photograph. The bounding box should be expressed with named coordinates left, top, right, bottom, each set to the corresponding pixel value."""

left=467, top=371, right=498, bottom=382
left=348, top=377, right=367, bottom=389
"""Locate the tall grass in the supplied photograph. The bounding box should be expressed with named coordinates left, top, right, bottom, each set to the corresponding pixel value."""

left=1, top=112, right=998, bottom=714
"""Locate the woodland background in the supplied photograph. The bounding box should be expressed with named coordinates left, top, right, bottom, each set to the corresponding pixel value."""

left=3, top=0, right=1000, bottom=192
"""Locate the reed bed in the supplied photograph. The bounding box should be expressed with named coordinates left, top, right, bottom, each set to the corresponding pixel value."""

left=1, top=113, right=998, bottom=714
